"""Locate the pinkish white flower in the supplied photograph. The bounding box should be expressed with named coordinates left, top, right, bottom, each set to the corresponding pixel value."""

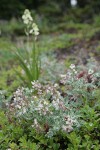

left=70, top=64, right=75, bottom=69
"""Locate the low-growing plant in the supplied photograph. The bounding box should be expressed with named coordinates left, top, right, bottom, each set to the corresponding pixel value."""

left=8, top=82, right=79, bottom=138
left=0, top=63, right=100, bottom=149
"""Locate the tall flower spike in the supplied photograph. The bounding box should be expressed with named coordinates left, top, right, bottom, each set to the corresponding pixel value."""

left=22, top=9, right=39, bottom=39
left=29, top=23, right=39, bottom=36
left=22, top=9, right=33, bottom=25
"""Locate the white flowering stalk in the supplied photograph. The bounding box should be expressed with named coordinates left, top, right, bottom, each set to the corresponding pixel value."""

left=22, top=9, right=39, bottom=39
left=15, top=9, right=41, bottom=87
left=22, top=9, right=33, bottom=25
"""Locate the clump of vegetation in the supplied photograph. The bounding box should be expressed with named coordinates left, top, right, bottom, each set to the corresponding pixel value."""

left=0, top=62, right=100, bottom=149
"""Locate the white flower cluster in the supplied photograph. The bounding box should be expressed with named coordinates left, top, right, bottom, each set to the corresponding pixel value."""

left=45, top=83, right=60, bottom=96
left=32, top=81, right=61, bottom=99
left=70, top=64, right=77, bottom=74
left=22, top=9, right=39, bottom=38
left=88, top=69, right=94, bottom=75
left=32, top=98, right=50, bottom=116
left=30, top=23, right=39, bottom=36
left=32, top=80, right=42, bottom=89
left=32, top=80, right=42, bottom=95
left=9, top=88, right=28, bottom=116
left=22, top=9, right=33, bottom=24
left=62, top=115, right=76, bottom=132
left=60, top=74, right=67, bottom=84
left=60, top=71, right=74, bottom=84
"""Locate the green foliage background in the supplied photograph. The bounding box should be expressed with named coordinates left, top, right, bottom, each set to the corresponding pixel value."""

left=0, top=0, right=100, bottom=20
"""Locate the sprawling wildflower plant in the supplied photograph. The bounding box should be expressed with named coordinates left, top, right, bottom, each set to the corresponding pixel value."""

left=6, top=63, right=100, bottom=138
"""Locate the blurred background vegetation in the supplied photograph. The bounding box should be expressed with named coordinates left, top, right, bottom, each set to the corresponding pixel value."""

left=0, top=0, right=100, bottom=36
left=0, top=0, right=100, bottom=93
left=0, top=0, right=100, bottom=20
left=0, top=0, right=100, bottom=37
